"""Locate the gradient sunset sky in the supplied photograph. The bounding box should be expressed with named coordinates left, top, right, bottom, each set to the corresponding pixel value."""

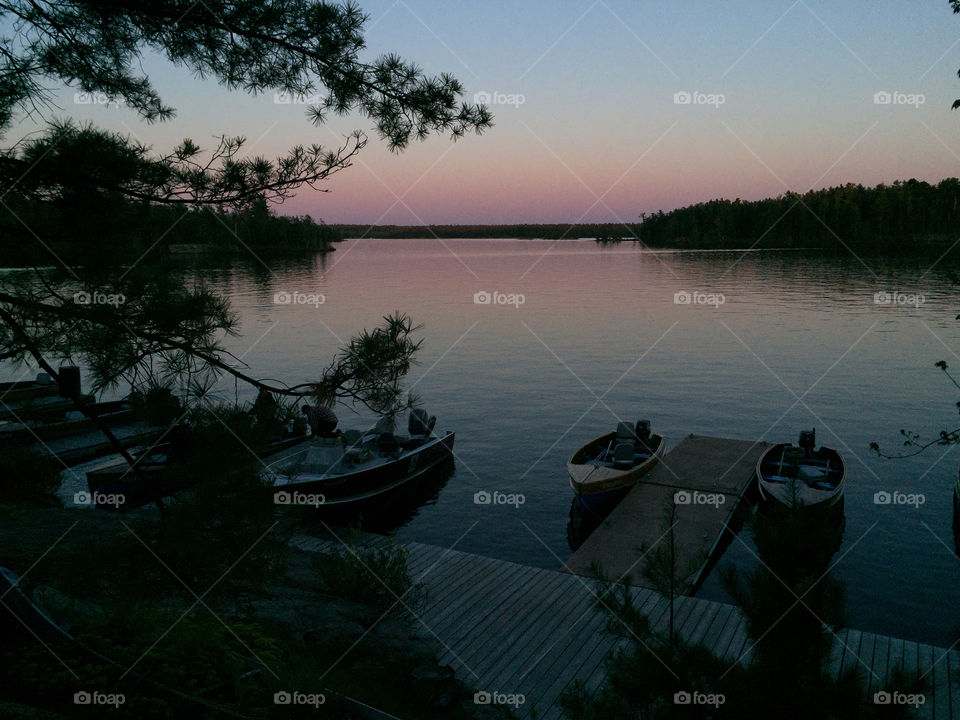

left=20, top=1, right=960, bottom=224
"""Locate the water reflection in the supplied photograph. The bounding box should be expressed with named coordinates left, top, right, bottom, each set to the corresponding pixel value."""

left=753, top=497, right=846, bottom=578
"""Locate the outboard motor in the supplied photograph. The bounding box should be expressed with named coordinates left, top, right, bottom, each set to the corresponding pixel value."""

left=409, top=408, right=430, bottom=436
left=635, top=420, right=651, bottom=443
left=798, top=428, right=816, bottom=457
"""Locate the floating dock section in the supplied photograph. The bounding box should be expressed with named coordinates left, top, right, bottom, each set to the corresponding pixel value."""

left=563, top=434, right=771, bottom=591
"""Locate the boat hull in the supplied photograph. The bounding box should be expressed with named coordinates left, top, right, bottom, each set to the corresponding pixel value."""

left=86, top=434, right=310, bottom=510
left=756, top=443, right=845, bottom=508
left=269, top=432, right=456, bottom=507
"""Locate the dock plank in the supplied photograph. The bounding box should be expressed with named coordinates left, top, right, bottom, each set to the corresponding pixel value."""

left=933, top=648, right=950, bottom=720
left=918, top=644, right=935, bottom=720
left=700, top=604, right=736, bottom=656
left=827, top=630, right=848, bottom=680
left=870, top=634, right=890, bottom=695
left=948, top=650, right=960, bottom=720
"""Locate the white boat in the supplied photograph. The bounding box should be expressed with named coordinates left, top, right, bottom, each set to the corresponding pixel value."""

left=261, top=408, right=455, bottom=507
left=757, top=429, right=845, bottom=508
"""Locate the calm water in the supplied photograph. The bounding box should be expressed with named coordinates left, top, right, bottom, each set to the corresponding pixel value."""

left=18, top=239, right=960, bottom=646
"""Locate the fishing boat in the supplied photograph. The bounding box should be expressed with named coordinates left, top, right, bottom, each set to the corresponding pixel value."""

left=756, top=429, right=845, bottom=508
left=0, top=399, right=136, bottom=445
left=0, top=373, right=58, bottom=404
left=84, top=429, right=310, bottom=509
left=262, top=408, right=455, bottom=507
left=568, top=420, right=665, bottom=513
left=85, top=446, right=172, bottom=509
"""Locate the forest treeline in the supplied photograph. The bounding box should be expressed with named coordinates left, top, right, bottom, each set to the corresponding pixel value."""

left=0, top=194, right=340, bottom=265
left=332, top=223, right=636, bottom=240
left=336, top=178, right=960, bottom=253
left=634, top=178, right=960, bottom=251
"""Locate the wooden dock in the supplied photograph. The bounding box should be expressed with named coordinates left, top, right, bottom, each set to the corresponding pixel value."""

left=293, top=535, right=960, bottom=720
left=563, top=434, right=771, bottom=591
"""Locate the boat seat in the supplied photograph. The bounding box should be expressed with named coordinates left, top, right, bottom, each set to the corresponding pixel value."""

left=300, top=439, right=345, bottom=474
left=613, top=440, right=634, bottom=469
left=616, top=421, right=635, bottom=440
left=378, top=432, right=400, bottom=455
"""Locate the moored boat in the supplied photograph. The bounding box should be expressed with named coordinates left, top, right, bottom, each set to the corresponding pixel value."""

left=756, top=429, right=845, bottom=508
left=0, top=373, right=58, bottom=404
left=0, top=399, right=135, bottom=445
left=568, top=420, right=665, bottom=513
left=84, top=430, right=310, bottom=510
left=262, top=408, right=455, bottom=507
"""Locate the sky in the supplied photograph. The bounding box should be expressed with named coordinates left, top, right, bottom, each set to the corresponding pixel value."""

left=15, top=0, right=960, bottom=224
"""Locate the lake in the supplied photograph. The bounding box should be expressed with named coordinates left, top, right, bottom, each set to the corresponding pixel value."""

left=17, top=238, right=960, bottom=646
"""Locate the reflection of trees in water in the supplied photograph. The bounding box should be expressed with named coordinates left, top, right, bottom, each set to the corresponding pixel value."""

left=566, top=496, right=614, bottom=552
